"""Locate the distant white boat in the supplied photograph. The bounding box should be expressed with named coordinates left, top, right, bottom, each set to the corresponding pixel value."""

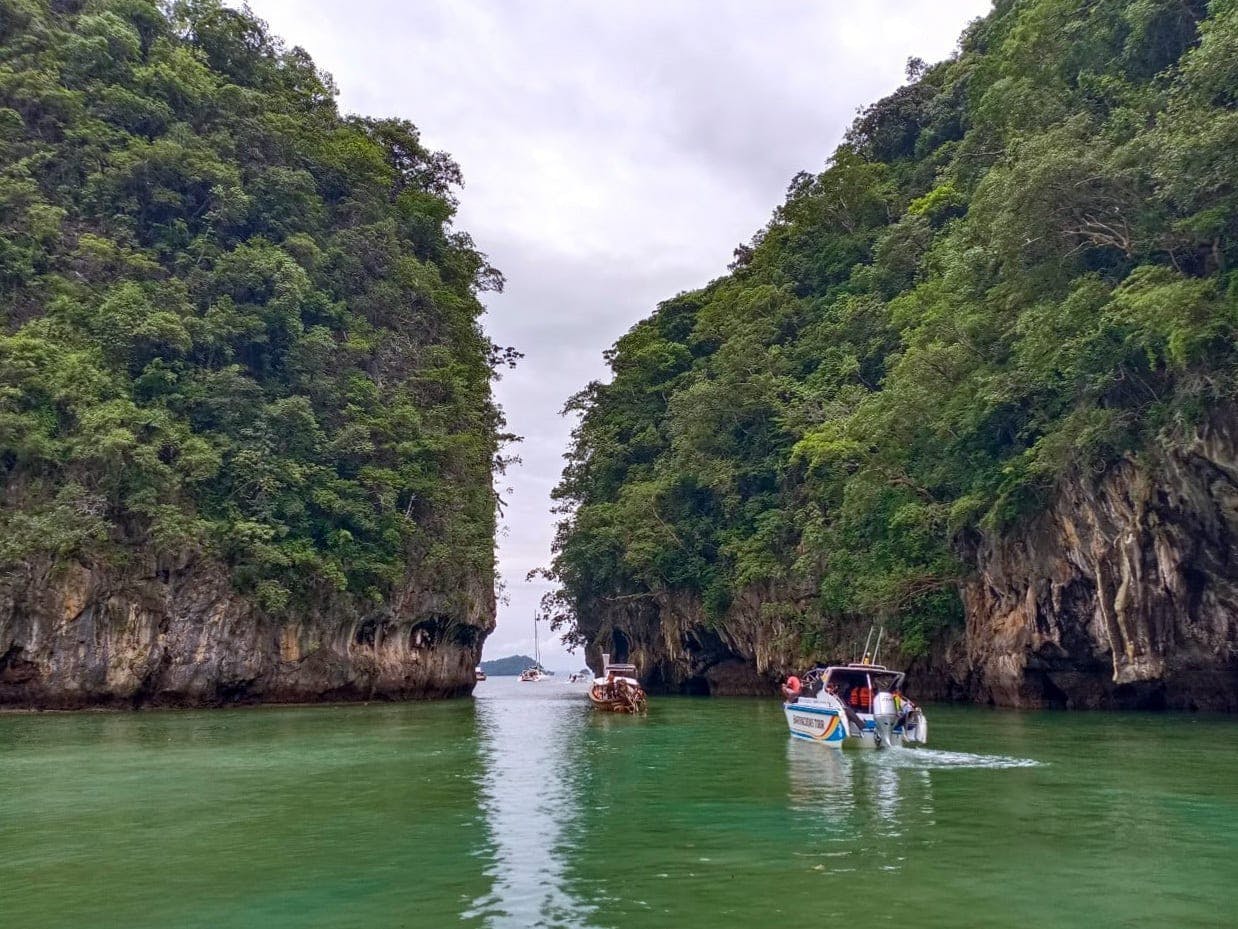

left=518, top=615, right=549, bottom=683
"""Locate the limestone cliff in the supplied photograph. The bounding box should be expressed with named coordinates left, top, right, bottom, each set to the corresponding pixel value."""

left=0, top=2, right=502, bottom=709
left=582, top=589, right=815, bottom=697
left=582, top=419, right=1237, bottom=710
left=958, top=416, right=1238, bottom=711
left=550, top=1, right=1236, bottom=712
left=0, top=556, right=492, bottom=709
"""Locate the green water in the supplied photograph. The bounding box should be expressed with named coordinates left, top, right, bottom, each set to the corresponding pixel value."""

left=2, top=680, right=1235, bottom=928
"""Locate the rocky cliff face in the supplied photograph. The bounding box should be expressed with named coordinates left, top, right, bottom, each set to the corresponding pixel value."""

left=0, top=555, right=492, bottom=709
left=957, top=416, right=1238, bottom=711
left=584, top=419, right=1238, bottom=710
left=583, top=587, right=849, bottom=698
left=583, top=598, right=752, bottom=697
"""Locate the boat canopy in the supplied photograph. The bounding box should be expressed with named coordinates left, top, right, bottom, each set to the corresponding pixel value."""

left=821, top=664, right=906, bottom=692
left=601, top=663, right=638, bottom=677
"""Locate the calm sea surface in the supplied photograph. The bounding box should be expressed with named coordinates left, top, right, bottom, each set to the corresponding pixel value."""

left=1, top=678, right=1235, bottom=928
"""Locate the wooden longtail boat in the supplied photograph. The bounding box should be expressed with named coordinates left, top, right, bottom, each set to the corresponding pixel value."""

left=588, top=653, right=647, bottom=713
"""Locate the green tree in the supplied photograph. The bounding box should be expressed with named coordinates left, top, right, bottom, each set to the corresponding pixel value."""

left=0, top=0, right=509, bottom=618
left=548, top=0, right=1236, bottom=660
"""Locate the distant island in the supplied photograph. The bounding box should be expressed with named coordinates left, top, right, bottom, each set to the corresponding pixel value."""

left=479, top=655, right=538, bottom=676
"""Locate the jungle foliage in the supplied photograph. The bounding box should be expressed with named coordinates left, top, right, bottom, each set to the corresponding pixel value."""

left=0, top=0, right=506, bottom=612
left=548, top=0, right=1238, bottom=655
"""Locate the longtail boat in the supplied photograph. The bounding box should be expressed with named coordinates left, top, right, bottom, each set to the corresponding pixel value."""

left=588, top=653, right=647, bottom=713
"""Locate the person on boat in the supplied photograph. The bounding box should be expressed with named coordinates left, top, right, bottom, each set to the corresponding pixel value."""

left=850, top=684, right=872, bottom=711
left=781, top=675, right=802, bottom=703
left=823, top=680, right=863, bottom=733
left=892, top=687, right=917, bottom=729
left=804, top=665, right=828, bottom=697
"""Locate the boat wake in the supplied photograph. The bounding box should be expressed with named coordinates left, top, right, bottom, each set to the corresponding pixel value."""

left=859, top=747, right=1042, bottom=770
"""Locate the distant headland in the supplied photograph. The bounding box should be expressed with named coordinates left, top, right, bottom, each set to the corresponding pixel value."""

left=479, top=655, right=538, bottom=676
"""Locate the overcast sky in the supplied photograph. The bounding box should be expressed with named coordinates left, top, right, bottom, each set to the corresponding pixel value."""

left=242, top=0, right=994, bottom=670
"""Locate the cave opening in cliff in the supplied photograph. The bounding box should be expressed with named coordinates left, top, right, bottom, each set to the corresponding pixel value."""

left=680, top=676, right=710, bottom=696
left=610, top=627, right=630, bottom=663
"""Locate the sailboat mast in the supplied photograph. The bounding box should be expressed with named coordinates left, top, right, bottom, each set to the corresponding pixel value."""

left=533, top=614, right=541, bottom=667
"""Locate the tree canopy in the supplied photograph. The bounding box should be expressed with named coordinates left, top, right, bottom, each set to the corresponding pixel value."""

left=0, top=0, right=507, bottom=614
left=548, top=0, right=1237, bottom=656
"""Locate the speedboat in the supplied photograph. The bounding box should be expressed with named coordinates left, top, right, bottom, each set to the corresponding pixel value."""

left=588, top=653, right=647, bottom=713
left=475, top=666, right=487, bottom=681
left=782, top=662, right=927, bottom=748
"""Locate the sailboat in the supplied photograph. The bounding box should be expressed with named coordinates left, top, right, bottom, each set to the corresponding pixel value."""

left=518, top=615, right=550, bottom=682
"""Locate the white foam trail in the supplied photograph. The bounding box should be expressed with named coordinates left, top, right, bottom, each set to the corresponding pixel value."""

left=862, top=747, right=1043, bottom=769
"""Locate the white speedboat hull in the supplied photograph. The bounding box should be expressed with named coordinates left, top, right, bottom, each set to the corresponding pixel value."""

left=783, top=696, right=927, bottom=749
left=784, top=701, right=849, bottom=745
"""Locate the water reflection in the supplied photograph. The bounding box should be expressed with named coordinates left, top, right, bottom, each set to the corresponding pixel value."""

left=786, top=738, right=855, bottom=819
left=785, top=741, right=936, bottom=864
left=468, top=682, right=597, bottom=929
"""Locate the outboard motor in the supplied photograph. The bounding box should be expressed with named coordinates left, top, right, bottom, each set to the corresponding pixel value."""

left=872, top=690, right=898, bottom=748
